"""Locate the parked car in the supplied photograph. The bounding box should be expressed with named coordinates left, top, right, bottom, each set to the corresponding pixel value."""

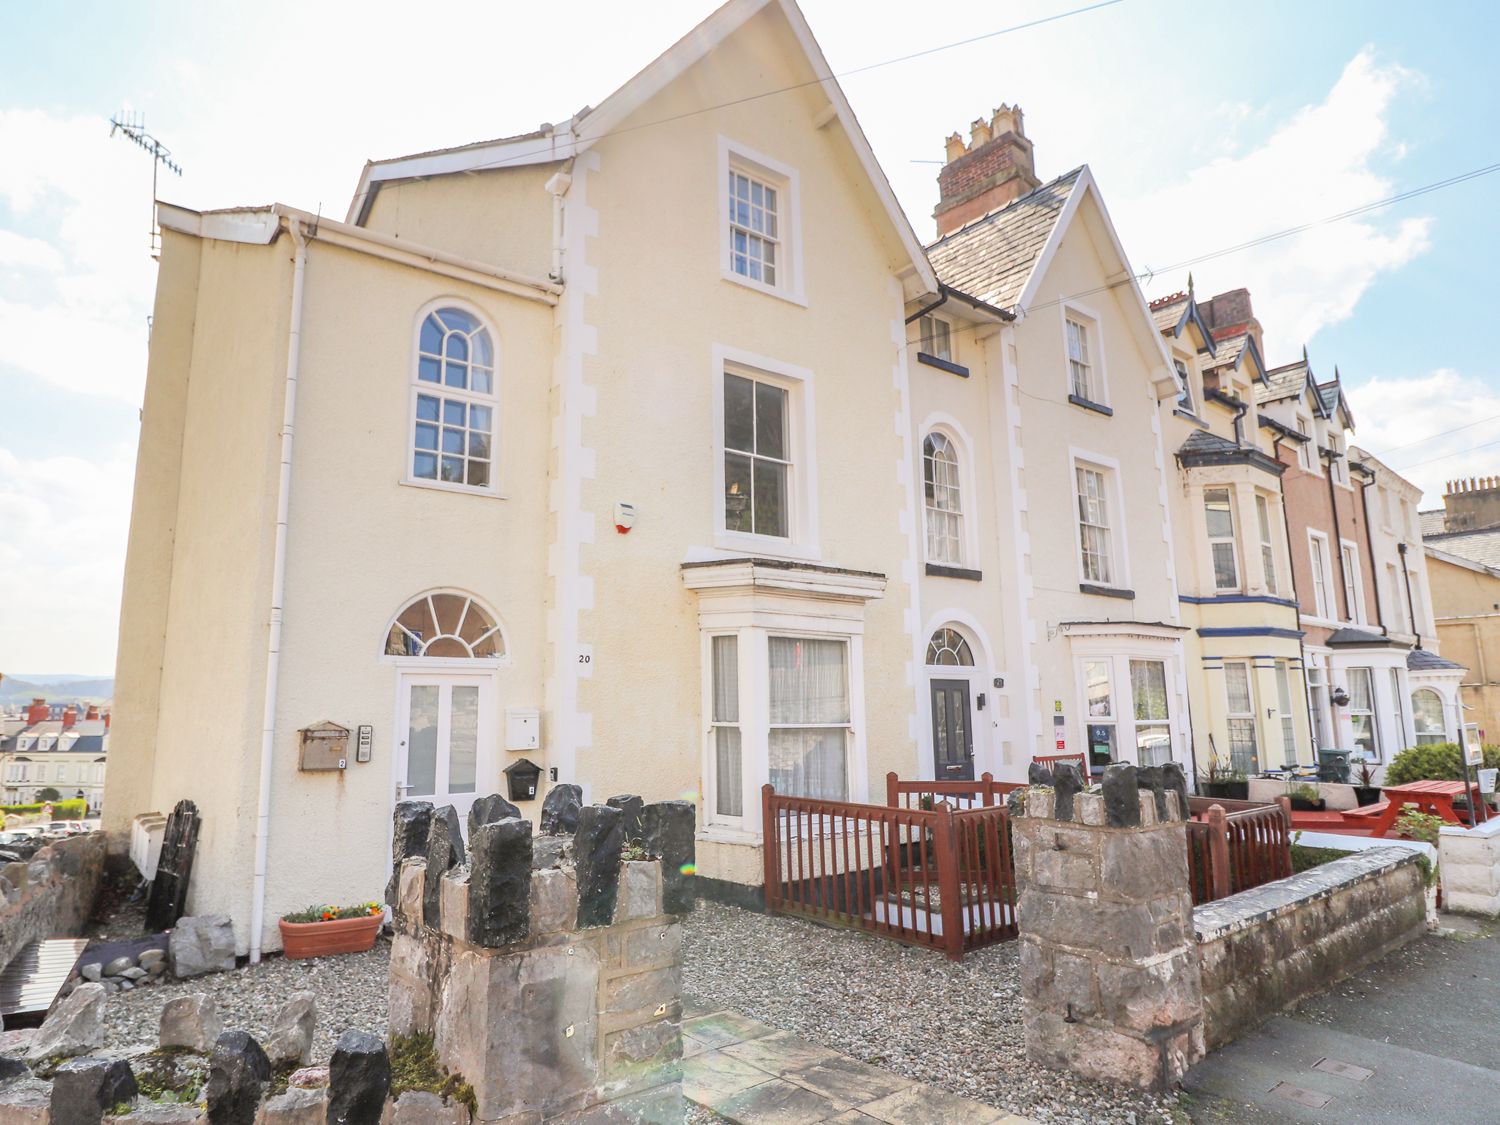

left=0, top=831, right=42, bottom=858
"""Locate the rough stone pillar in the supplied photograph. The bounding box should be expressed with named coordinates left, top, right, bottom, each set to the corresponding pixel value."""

left=387, top=799, right=695, bottom=1123
left=1014, top=764, right=1205, bottom=1092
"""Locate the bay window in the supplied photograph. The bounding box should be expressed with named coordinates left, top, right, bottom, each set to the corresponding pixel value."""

left=1204, top=488, right=1239, bottom=590
left=768, top=637, right=851, bottom=801
left=1224, top=661, right=1258, bottom=774
left=1130, top=660, right=1172, bottom=767
left=1256, top=494, right=1278, bottom=594
left=1076, top=652, right=1178, bottom=770
left=1412, top=689, right=1447, bottom=746
left=1347, top=667, right=1379, bottom=760
left=710, top=636, right=743, bottom=817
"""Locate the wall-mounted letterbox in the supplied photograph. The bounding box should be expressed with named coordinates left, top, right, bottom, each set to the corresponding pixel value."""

left=504, top=757, right=543, bottom=802
left=299, top=722, right=350, bottom=771
left=506, top=708, right=540, bottom=751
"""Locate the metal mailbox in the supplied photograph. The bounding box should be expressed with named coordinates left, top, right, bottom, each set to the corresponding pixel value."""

left=299, top=721, right=350, bottom=771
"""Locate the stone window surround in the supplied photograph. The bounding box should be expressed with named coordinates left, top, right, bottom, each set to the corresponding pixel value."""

left=1070, top=447, right=1131, bottom=594
left=1060, top=299, right=1108, bottom=408
left=710, top=344, right=820, bottom=563
left=718, top=136, right=806, bottom=306
left=1181, top=471, right=1285, bottom=599
left=682, top=559, right=885, bottom=839
left=918, top=413, right=981, bottom=571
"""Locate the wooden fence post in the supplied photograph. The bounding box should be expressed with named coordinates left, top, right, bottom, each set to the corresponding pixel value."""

left=934, top=804, right=966, bottom=959
left=762, top=785, right=778, bottom=911
left=1207, top=804, right=1231, bottom=901
left=981, top=771, right=996, bottom=807
left=886, top=771, right=899, bottom=809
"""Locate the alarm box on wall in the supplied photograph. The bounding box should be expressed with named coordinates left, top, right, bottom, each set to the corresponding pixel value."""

left=506, top=708, right=540, bottom=751
left=299, top=722, right=350, bottom=771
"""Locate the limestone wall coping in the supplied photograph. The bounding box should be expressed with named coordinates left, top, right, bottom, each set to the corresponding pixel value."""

left=1440, top=815, right=1500, bottom=839
left=1192, top=846, right=1422, bottom=942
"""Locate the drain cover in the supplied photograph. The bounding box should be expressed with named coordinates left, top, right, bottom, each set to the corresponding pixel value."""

left=1313, top=1057, right=1374, bottom=1082
left=1270, top=1082, right=1331, bottom=1109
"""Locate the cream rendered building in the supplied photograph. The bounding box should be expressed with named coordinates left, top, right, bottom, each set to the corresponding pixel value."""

left=1150, top=286, right=1312, bottom=776
left=109, top=0, right=1206, bottom=955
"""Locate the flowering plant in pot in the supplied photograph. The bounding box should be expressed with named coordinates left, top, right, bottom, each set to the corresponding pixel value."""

left=279, top=901, right=384, bottom=960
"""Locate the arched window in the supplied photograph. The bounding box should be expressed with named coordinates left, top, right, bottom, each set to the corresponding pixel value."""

left=412, top=307, right=496, bottom=490
left=926, top=627, right=974, bottom=667
left=923, top=432, right=963, bottom=565
left=384, top=592, right=504, bottom=658
left=1411, top=688, right=1447, bottom=746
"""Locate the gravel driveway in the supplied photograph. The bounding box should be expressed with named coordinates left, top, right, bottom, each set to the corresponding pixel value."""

left=682, top=902, right=1185, bottom=1125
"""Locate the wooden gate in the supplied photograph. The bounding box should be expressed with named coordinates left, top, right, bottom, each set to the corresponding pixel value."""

left=145, top=799, right=202, bottom=932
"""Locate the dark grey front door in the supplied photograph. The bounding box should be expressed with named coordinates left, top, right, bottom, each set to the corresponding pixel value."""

left=930, top=679, right=975, bottom=780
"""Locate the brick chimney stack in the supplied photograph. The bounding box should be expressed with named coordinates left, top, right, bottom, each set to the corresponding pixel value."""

left=26, top=698, right=49, bottom=726
left=61, top=705, right=78, bottom=730
left=934, top=104, right=1040, bottom=237
left=1443, top=476, right=1500, bottom=533
left=1197, top=287, right=1264, bottom=356
left=85, top=705, right=100, bottom=721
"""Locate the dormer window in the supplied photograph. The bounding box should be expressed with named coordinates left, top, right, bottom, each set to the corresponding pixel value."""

left=1174, top=359, right=1195, bottom=414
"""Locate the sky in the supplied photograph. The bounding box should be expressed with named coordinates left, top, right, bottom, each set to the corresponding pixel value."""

left=2, top=0, right=1498, bottom=674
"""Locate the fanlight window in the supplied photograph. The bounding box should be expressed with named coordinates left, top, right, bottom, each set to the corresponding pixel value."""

left=385, top=593, right=503, bottom=658
left=926, top=627, right=974, bottom=667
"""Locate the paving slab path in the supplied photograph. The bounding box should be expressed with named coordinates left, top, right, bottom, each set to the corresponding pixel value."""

left=682, top=1007, right=1038, bottom=1124
left=1184, top=917, right=1500, bottom=1123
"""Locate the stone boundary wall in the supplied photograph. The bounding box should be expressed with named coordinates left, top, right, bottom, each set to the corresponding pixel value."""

left=0, top=833, right=105, bottom=973
left=1439, top=817, right=1500, bottom=917
left=1193, top=847, right=1425, bottom=1049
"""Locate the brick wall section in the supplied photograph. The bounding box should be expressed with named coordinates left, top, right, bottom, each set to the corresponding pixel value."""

left=1193, top=847, right=1425, bottom=1049
left=0, top=833, right=105, bottom=972
left=1277, top=440, right=1381, bottom=638
left=933, top=130, right=1039, bottom=235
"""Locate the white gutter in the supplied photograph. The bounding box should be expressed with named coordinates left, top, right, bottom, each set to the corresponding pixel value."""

left=248, top=216, right=307, bottom=962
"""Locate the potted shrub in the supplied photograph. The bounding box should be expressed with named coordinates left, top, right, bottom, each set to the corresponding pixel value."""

left=1198, top=757, right=1249, bottom=801
left=1352, top=758, right=1383, bottom=807
left=279, top=901, right=384, bottom=960
left=1286, top=782, right=1325, bottom=812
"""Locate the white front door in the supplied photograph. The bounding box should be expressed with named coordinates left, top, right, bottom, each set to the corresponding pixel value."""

left=395, top=673, right=495, bottom=820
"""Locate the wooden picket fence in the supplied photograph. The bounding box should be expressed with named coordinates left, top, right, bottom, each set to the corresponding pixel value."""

left=1185, top=796, right=1293, bottom=904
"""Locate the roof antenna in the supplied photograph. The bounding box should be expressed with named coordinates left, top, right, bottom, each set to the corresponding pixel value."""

left=109, top=111, right=184, bottom=259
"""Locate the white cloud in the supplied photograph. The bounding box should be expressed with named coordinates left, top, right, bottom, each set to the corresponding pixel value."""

left=0, top=443, right=134, bottom=674
left=1351, top=369, right=1500, bottom=504
left=1119, top=48, right=1431, bottom=364
left=0, top=109, right=155, bottom=404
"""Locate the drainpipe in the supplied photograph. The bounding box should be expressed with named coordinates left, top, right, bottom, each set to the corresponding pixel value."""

left=1398, top=542, right=1421, bottom=649
left=249, top=217, right=308, bottom=963
left=545, top=167, right=573, bottom=283
left=904, top=290, right=948, bottom=326
left=1356, top=474, right=1385, bottom=633
left=1274, top=442, right=1315, bottom=761
left=1324, top=452, right=1350, bottom=621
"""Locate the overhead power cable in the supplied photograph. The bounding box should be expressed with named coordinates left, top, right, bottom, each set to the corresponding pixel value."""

left=1392, top=435, right=1500, bottom=474
left=1370, top=413, right=1500, bottom=458
left=405, top=0, right=1126, bottom=178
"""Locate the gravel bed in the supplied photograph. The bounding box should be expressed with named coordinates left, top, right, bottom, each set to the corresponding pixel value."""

left=98, top=938, right=391, bottom=1062
left=682, top=902, right=1185, bottom=1125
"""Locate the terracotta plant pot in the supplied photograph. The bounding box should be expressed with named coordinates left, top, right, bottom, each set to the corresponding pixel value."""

left=278, top=914, right=381, bottom=959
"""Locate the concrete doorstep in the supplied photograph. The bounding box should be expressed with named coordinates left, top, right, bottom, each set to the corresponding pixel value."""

left=681, top=1009, right=1036, bottom=1125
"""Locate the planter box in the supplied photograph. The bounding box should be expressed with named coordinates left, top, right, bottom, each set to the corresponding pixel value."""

left=1201, top=781, right=1249, bottom=801
left=1353, top=786, right=1383, bottom=807
left=279, top=914, right=381, bottom=959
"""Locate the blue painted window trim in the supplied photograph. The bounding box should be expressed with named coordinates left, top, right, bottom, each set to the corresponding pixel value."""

left=1179, top=594, right=1300, bottom=609
left=1197, top=627, right=1306, bottom=639
left=917, top=352, right=970, bottom=378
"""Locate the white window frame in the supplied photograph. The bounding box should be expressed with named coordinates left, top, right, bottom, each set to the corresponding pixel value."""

left=1307, top=530, right=1334, bottom=622
left=1387, top=563, right=1408, bottom=634
left=1389, top=667, right=1408, bottom=751
left=1070, top=643, right=1184, bottom=771
left=918, top=314, right=954, bottom=363
left=1295, top=414, right=1316, bottom=471
left=1255, top=492, right=1279, bottom=595
left=402, top=298, right=503, bottom=499
left=1328, top=433, right=1350, bottom=488
left=711, top=345, right=819, bottom=560
left=699, top=621, right=869, bottom=833
left=1173, top=357, right=1196, bottom=415
left=1061, top=302, right=1108, bottom=406
left=1411, top=688, right=1448, bottom=746
left=1203, top=487, right=1240, bottom=592
left=1223, top=660, right=1260, bottom=774
left=1071, top=450, right=1129, bottom=590
left=1346, top=666, right=1380, bottom=761
left=718, top=137, right=805, bottom=306
left=1340, top=539, right=1364, bottom=625
left=918, top=415, right=980, bottom=569
left=923, top=431, right=965, bottom=566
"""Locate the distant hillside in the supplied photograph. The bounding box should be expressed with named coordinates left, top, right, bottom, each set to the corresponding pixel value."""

left=0, top=675, right=115, bottom=704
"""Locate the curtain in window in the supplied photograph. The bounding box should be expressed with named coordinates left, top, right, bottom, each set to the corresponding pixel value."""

left=712, top=636, right=743, bottom=816
left=768, top=638, right=849, bottom=800
left=1412, top=689, right=1447, bottom=746
left=1347, top=667, right=1378, bottom=758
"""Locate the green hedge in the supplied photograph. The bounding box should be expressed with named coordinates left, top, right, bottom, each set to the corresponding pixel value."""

left=1383, top=742, right=1500, bottom=787
left=0, top=799, right=88, bottom=820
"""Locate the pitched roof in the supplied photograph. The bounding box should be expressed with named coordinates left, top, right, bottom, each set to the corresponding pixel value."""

left=1426, top=527, right=1500, bottom=570
left=1420, top=509, right=1448, bottom=537
left=1179, top=430, right=1240, bottom=457
left=1407, top=648, right=1465, bottom=672
left=924, top=169, right=1083, bottom=312
left=1150, top=293, right=1189, bottom=333
left=1175, top=428, right=1285, bottom=475
left=1258, top=361, right=1310, bottom=405
left=1326, top=627, right=1406, bottom=648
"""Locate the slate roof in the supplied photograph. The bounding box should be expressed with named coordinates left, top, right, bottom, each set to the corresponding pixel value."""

left=1428, top=527, right=1500, bottom=570
left=1179, top=430, right=1240, bottom=457
left=1257, top=361, right=1310, bottom=405
left=1205, top=330, right=1250, bottom=370
left=1150, top=293, right=1189, bottom=333
left=1407, top=648, right=1466, bottom=672
left=925, top=169, right=1083, bottom=311
left=1419, top=509, right=1448, bottom=537
left=1326, top=627, right=1406, bottom=648
left=1176, top=428, right=1284, bottom=475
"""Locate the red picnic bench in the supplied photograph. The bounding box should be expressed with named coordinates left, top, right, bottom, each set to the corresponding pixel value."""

left=1339, top=778, right=1487, bottom=837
